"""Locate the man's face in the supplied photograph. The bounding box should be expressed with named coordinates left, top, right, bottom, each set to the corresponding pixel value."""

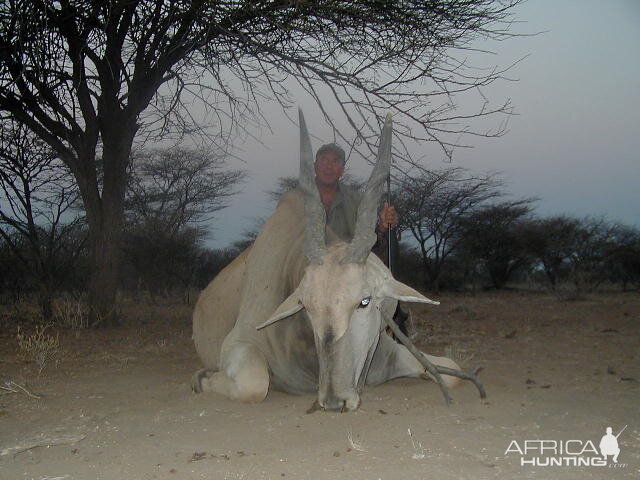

left=314, top=150, right=345, bottom=187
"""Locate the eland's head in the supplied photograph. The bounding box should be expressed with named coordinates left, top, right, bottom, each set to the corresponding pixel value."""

left=257, top=110, right=439, bottom=411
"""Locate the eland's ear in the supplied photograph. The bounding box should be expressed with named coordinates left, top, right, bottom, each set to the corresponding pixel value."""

left=382, top=278, right=440, bottom=305
left=256, top=289, right=304, bottom=330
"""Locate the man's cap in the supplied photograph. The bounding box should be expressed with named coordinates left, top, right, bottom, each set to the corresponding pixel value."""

left=315, top=143, right=346, bottom=164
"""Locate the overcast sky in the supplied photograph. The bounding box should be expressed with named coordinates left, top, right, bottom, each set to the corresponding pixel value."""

left=205, top=0, right=640, bottom=249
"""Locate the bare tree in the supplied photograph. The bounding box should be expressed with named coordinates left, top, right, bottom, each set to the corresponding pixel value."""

left=126, top=147, right=245, bottom=235
left=520, top=215, right=640, bottom=292
left=395, top=168, right=504, bottom=290
left=605, top=224, right=640, bottom=291
left=0, top=121, right=86, bottom=318
left=122, top=147, right=245, bottom=297
left=0, top=0, right=521, bottom=323
left=520, top=215, right=581, bottom=289
left=229, top=224, right=263, bottom=255
left=565, top=217, right=621, bottom=293
left=121, top=225, right=204, bottom=301
left=266, top=174, right=363, bottom=204
left=457, top=199, right=535, bottom=289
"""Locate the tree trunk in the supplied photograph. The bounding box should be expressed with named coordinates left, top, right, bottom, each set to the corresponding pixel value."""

left=87, top=213, right=123, bottom=327
left=37, top=284, right=54, bottom=322
left=430, top=260, right=442, bottom=293
left=488, top=263, right=505, bottom=289
left=542, top=261, right=557, bottom=290
left=81, top=121, right=134, bottom=328
left=418, top=240, right=430, bottom=290
left=430, top=276, right=438, bottom=293
left=421, top=259, right=430, bottom=290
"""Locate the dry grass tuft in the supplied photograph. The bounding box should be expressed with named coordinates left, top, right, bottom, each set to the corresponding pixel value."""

left=7, top=295, right=40, bottom=322
left=16, top=324, right=60, bottom=375
left=54, top=294, right=89, bottom=329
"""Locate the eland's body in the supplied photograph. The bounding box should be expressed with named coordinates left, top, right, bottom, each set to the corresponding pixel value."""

left=192, top=112, right=460, bottom=410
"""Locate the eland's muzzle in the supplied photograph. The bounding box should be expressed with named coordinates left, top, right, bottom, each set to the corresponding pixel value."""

left=319, top=390, right=360, bottom=412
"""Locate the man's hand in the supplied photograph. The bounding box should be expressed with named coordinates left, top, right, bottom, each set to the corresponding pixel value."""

left=377, top=202, right=398, bottom=232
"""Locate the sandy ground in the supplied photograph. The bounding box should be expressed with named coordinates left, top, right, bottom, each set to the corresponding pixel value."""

left=1, top=291, right=639, bottom=480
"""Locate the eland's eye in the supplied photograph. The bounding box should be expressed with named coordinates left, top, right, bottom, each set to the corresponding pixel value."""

left=358, top=296, right=371, bottom=308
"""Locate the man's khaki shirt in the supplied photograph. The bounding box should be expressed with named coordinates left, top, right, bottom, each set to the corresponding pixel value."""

left=324, top=182, right=389, bottom=264
left=325, top=183, right=362, bottom=242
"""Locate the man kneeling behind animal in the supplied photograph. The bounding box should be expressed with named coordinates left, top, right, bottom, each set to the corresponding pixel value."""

left=313, top=142, right=411, bottom=336
left=192, top=112, right=460, bottom=410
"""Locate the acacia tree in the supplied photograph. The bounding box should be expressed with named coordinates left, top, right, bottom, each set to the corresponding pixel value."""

left=521, top=216, right=640, bottom=291
left=520, top=215, right=581, bottom=289
left=457, top=200, right=535, bottom=289
left=565, top=217, right=622, bottom=293
left=125, top=147, right=245, bottom=234
left=267, top=174, right=363, bottom=204
left=0, top=0, right=521, bottom=324
left=605, top=224, right=640, bottom=291
left=122, top=146, right=245, bottom=296
left=395, top=168, right=504, bottom=290
left=0, top=120, right=86, bottom=318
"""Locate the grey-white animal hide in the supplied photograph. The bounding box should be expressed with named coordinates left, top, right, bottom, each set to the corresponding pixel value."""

left=192, top=111, right=460, bottom=410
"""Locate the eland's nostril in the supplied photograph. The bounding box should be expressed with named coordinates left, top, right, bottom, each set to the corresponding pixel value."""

left=319, top=393, right=360, bottom=412
left=319, top=396, right=344, bottom=411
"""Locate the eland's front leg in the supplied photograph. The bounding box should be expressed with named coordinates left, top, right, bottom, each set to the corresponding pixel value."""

left=192, top=343, right=270, bottom=403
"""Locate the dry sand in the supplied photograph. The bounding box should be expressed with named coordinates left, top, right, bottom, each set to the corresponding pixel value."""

left=1, top=291, right=638, bottom=479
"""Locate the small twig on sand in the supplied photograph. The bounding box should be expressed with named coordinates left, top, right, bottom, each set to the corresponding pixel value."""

left=0, top=381, right=41, bottom=399
left=347, top=428, right=367, bottom=452
left=407, top=428, right=427, bottom=459
left=1, top=433, right=86, bottom=457
left=384, top=317, right=487, bottom=406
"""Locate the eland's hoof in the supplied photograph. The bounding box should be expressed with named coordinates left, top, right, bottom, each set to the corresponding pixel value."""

left=191, top=368, right=213, bottom=393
